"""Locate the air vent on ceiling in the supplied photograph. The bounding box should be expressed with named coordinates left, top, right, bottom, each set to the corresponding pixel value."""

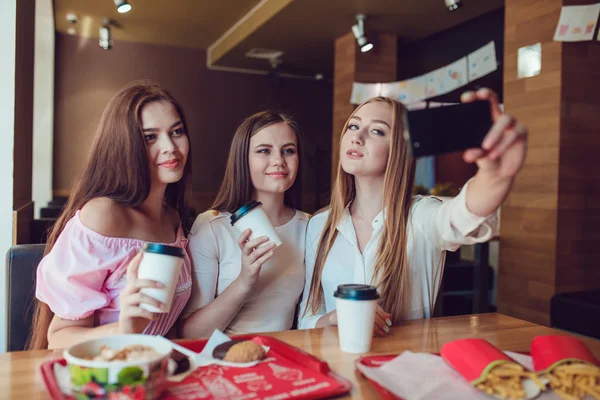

left=245, top=48, right=284, bottom=60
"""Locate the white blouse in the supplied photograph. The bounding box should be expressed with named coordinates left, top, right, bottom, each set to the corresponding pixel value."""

left=183, top=209, right=308, bottom=334
left=298, top=182, right=499, bottom=329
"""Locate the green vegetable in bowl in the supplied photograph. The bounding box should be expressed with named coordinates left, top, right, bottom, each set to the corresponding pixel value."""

left=69, top=365, right=110, bottom=387
left=117, top=366, right=146, bottom=385
left=89, top=368, right=108, bottom=384
left=69, top=365, right=91, bottom=386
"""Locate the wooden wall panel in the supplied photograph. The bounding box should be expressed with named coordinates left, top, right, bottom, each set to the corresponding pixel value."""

left=499, top=0, right=600, bottom=326
left=13, top=0, right=35, bottom=211
left=354, top=34, right=397, bottom=84
left=332, top=32, right=357, bottom=184
left=557, top=30, right=600, bottom=294
left=12, top=0, right=35, bottom=247
left=498, top=0, right=563, bottom=326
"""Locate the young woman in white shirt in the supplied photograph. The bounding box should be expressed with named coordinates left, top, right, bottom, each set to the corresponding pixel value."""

left=299, top=88, right=527, bottom=336
left=180, top=111, right=309, bottom=336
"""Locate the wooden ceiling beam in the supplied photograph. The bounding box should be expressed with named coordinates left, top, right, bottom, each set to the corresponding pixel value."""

left=207, top=0, right=294, bottom=66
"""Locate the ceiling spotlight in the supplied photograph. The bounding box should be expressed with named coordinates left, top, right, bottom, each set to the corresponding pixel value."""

left=351, top=14, right=373, bottom=53
left=445, top=0, right=463, bottom=11
left=360, top=42, right=373, bottom=53
left=114, top=0, right=132, bottom=14
left=66, top=12, right=78, bottom=24
left=99, top=23, right=112, bottom=50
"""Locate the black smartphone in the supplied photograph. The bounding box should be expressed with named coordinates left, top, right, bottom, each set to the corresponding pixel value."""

left=404, top=100, right=493, bottom=158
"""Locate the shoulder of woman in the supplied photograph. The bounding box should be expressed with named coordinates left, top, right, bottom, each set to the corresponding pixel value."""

left=412, top=195, right=443, bottom=210
left=189, top=210, right=229, bottom=235
left=80, top=197, right=130, bottom=237
left=295, top=210, right=311, bottom=222
left=202, top=209, right=231, bottom=224
left=308, top=208, right=330, bottom=223
left=306, top=209, right=330, bottom=234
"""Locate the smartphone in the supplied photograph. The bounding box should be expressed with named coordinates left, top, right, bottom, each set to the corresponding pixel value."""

left=404, top=100, right=493, bottom=158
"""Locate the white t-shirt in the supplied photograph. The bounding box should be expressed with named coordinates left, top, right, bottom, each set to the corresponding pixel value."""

left=183, top=209, right=308, bottom=334
left=298, top=182, right=499, bottom=329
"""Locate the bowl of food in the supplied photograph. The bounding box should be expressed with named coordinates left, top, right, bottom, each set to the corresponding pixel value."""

left=63, top=334, right=172, bottom=400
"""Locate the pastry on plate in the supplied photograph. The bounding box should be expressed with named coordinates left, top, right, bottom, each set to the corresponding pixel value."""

left=213, top=340, right=266, bottom=363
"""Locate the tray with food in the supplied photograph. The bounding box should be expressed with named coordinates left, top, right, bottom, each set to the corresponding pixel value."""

left=355, top=337, right=600, bottom=400
left=40, top=331, right=352, bottom=400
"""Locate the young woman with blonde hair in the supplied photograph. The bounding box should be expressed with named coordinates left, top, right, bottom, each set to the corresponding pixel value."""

left=299, top=89, right=527, bottom=336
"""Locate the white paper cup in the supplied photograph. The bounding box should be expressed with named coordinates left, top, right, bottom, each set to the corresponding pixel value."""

left=334, top=284, right=380, bottom=353
left=137, top=243, right=184, bottom=313
left=230, top=201, right=282, bottom=247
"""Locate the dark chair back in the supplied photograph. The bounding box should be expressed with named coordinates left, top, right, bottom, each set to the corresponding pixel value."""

left=551, top=290, right=600, bottom=340
left=6, top=244, right=45, bottom=351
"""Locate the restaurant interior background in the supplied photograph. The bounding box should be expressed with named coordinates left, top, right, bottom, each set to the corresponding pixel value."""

left=1, top=0, right=598, bottom=353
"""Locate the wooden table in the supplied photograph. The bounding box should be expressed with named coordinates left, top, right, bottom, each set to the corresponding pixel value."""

left=2, top=313, right=599, bottom=399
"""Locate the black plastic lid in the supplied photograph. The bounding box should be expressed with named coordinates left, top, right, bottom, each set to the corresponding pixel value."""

left=230, top=200, right=262, bottom=226
left=143, top=243, right=184, bottom=258
left=333, top=284, right=380, bottom=301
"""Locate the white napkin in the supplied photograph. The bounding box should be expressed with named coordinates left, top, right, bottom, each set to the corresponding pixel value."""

left=167, top=330, right=271, bottom=383
left=356, top=351, right=562, bottom=400
left=53, top=363, right=72, bottom=395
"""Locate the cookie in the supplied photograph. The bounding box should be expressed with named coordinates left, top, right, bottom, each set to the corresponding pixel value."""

left=213, top=339, right=245, bottom=360
left=213, top=340, right=266, bottom=363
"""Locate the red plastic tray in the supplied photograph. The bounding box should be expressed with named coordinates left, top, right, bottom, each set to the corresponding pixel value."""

left=40, top=335, right=352, bottom=400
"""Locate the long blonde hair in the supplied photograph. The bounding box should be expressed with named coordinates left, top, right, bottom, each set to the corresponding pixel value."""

left=305, top=96, right=416, bottom=323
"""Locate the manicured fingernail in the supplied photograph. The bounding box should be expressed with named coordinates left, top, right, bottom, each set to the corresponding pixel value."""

left=461, top=92, right=474, bottom=102
left=384, top=326, right=390, bottom=334
left=268, top=251, right=274, bottom=256
left=269, top=243, right=276, bottom=248
left=478, top=87, right=490, bottom=96
left=386, top=319, right=392, bottom=326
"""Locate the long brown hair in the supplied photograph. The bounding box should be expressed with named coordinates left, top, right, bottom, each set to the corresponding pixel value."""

left=211, top=110, right=303, bottom=212
left=28, top=81, right=192, bottom=349
left=305, top=97, right=416, bottom=323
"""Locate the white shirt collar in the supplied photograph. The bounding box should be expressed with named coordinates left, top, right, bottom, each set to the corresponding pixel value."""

left=337, top=203, right=386, bottom=243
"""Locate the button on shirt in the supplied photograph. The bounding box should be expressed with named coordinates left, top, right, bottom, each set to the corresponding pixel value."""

left=298, top=181, right=499, bottom=329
